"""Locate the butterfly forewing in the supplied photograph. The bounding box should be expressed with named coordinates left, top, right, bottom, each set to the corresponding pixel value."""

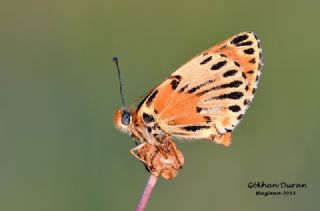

left=135, top=32, right=263, bottom=144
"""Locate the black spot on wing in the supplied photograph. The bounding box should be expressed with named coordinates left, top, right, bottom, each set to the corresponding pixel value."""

left=249, top=58, right=256, bottom=64
left=143, top=113, right=155, bottom=123
left=219, top=80, right=243, bottom=89
left=225, top=128, right=233, bottom=133
left=220, top=54, right=227, bottom=57
left=236, top=41, right=253, bottom=47
left=182, top=125, right=210, bottom=132
left=234, top=61, right=240, bottom=67
left=220, top=45, right=227, bottom=49
left=137, top=95, right=150, bottom=110
left=252, top=88, right=256, bottom=94
left=170, top=75, right=182, bottom=90
left=237, top=114, right=243, bottom=120
left=146, top=90, right=159, bottom=107
left=171, top=79, right=180, bottom=90
left=196, top=107, right=202, bottom=113
left=136, top=89, right=158, bottom=110
left=178, top=84, right=189, bottom=93
left=244, top=48, right=255, bottom=55
left=229, top=105, right=241, bottom=112
left=200, top=56, right=212, bottom=65
left=231, top=34, right=249, bottom=45
left=223, top=69, right=238, bottom=78
left=172, top=75, right=182, bottom=80
left=214, top=92, right=244, bottom=100
left=211, top=60, right=227, bottom=70
left=204, top=116, right=211, bottom=123
left=197, top=80, right=243, bottom=96
left=188, top=79, right=214, bottom=93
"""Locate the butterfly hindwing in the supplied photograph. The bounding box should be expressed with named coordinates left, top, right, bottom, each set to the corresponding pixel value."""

left=135, top=32, right=262, bottom=145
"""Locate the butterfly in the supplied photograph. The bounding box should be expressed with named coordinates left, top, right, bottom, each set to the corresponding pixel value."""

left=114, top=32, right=263, bottom=179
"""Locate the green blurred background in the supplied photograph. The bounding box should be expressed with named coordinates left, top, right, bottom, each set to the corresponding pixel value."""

left=1, top=0, right=319, bottom=210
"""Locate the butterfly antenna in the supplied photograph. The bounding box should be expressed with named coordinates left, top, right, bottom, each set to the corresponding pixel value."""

left=113, top=57, right=126, bottom=108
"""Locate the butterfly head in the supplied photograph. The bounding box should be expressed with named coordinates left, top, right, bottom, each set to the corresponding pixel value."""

left=113, top=57, right=134, bottom=134
left=114, top=108, right=133, bottom=134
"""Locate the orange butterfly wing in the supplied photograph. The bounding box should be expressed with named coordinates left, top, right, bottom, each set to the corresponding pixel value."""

left=135, top=32, right=263, bottom=145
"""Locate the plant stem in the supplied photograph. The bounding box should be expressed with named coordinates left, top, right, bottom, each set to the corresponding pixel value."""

left=135, top=174, right=158, bottom=211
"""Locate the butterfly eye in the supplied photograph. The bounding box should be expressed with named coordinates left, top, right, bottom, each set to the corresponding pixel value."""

left=121, top=110, right=131, bottom=126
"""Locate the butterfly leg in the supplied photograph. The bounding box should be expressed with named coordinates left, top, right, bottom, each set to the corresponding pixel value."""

left=131, top=142, right=161, bottom=176
left=129, top=142, right=147, bottom=164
